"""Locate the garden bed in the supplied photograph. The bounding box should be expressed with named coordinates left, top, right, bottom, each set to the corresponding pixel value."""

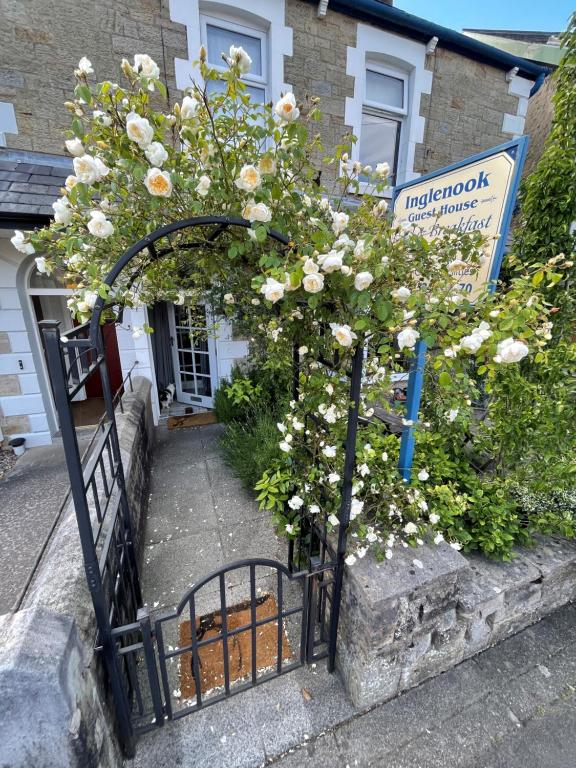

left=337, top=534, right=576, bottom=708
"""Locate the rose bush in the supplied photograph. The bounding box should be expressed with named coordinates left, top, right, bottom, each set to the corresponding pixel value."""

left=14, top=48, right=575, bottom=563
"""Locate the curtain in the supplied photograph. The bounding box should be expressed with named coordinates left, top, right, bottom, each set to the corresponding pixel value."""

left=148, top=302, right=174, bottom=391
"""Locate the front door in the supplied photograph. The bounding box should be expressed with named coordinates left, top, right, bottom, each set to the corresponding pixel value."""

left=168, top=303, right=218, bottom=408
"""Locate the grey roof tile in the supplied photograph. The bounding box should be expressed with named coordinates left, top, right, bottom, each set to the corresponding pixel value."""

left=0, top=151, right=72, bottom=217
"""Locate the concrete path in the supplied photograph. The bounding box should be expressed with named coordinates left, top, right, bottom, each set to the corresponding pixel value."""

left=129, top=424, right=576, bottom=768
left=0, top=442, right=79, bottom=614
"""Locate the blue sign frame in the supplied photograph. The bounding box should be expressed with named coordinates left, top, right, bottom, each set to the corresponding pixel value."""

left=392, top=136, right=529, bottom=481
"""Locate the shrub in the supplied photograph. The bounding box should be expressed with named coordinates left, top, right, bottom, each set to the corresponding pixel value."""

left=220, top=408, right=282, bottom=490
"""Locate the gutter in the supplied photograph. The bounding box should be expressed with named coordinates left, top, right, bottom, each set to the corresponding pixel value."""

left=310, top=0, right=550, bottom=83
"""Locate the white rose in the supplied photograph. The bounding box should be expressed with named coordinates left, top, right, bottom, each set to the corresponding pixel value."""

left=393, top=286, right=411, bottom=301
left=223, top=293, right=234, bottom=304
left=350, top=498, right=364, bottom=520
left=132, top=325, right=144, bottom=340
left=11, top=230, right=35, bottom=255
left=87, top=210, right=114, bottom=238
left=354, top=271, right=374, bottom=291
left=331, top=211, right=349, bottom=236
left=328, top=472, right=340, bottom=484
left=228, top=45, right=252, bottom=74
left=52, top=197, right=73, bottom=225
left=77, top=57, right=93, bottom=74
left=429, top=513, right=440, bottom=525
left=288, top=495, right=304, bottom=510
left=144, top=167, right=172, bottom=197
left=460, top=333, right=483, bottom=353
left=126, top=112, right=154, bottom=148
left=302, top=273, right=324, bottom=293
left=417, top=469, right=429, bottom=481
left=145, top=142, right=168, bottom=167
left=73, top=154, right=100, bottom=184
left=496, top=337, right=529, bottom=363
left=285, top=523, right=295, bottom=535
left=35, top=256, right=48, bottom=273
left=375, top=161, right=390, bottom=178
left=235, top=164, right=261, bottom=192
left=244, top=201, right=271, bottom=223
left=328, top=513, right=340, bottom=527
left=260, top=277, right=285, bottom=303
left=444, top=348, right=457, bottom=358
left=303, top=258, right=319, bottom=274
left=133, top=54, right=160, bottom=81
left=323, top=445, right=337, bottom=458
left=65, top=138, right=84, bottom=156
left=475, top=321, right=492, bottom=341
left=309, top=504, right=320, bottom=515
left=321, top=251, right=343, bottom=273
left=330, top=323, right=357, bottom=348
left=279, top=441, right=292, bottom=453
left=180, top=95, right=200, bottom=120
left=403, top=522, right=418, bottom=535
left=345, top=554, right=357, bottom=566
left=82, top=291, right=98, bottom=309
left=93, top=110, right=112, bottom=126
left=354, top=240, right=368, bottom=261
left=397, top=327, right=420, bottom=350
left=65, top=175, right=79, bottom=191
left=373, top=199, right=388, bottom=216
left=195, top=175, right=211, bottom=197
left=94, top=158, right=110, bottom=180
left=274, top=92, right=300, bottom=122
left=446, top=408, right=459, bottom=422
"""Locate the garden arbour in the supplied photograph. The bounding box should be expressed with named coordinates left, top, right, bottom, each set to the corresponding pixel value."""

left=41, top=214, right=364, bottom=757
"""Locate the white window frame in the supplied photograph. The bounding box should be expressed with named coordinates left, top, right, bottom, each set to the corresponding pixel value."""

left=200, top=12, right=269, bottom=101
left=359, top=62, right=409, bottom=190
left=345, top=23, right=433, bottom=194
left=170, top=0, right=292, bottom=104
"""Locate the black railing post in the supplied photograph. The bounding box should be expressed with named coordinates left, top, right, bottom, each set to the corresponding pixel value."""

left=137, top=607, right=165, bottom=728
left=327, top=342, right=363, bottom=673
left=39, top=321, right=136, bottom=757
left=96, top=325, right=142, bottom=607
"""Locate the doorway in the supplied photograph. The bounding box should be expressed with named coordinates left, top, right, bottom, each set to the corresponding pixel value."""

left=168, top=303, right=218, bottom=409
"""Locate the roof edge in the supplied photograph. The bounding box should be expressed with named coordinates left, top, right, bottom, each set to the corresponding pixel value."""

left=314, top=0, right=550, bottom=80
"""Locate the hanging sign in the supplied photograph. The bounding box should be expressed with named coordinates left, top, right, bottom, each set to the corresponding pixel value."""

left=392, top=136, right=529, bottom=480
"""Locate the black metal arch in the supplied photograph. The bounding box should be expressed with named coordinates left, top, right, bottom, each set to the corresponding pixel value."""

left=88, top=215, right=291, bottom=344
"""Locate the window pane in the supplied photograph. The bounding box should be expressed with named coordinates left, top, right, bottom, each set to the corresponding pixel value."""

left=366, top=70, right=404, bottom=109
left=359, top=112, right=400, bottom=180
left=206, top=24, right=262, bottom=76
left=206, top=78, right=265, bottom=103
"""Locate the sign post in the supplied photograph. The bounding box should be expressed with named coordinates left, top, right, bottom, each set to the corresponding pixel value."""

left=392, top=136, right=529, bottom=481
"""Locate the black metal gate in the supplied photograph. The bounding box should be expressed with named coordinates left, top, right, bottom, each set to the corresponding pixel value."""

left=40, top=217, right=361, bottom=757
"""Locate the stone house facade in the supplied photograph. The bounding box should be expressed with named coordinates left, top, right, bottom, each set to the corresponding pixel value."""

left=0, top=0, right=548, bottom=447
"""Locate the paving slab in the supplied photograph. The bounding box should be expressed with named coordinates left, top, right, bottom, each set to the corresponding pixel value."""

left=0, top=437, right=90, bottom=614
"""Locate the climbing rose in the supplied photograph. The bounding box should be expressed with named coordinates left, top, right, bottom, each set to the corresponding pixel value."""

left=76, top=57, right=93, bottom=75
left=73, top=155, right=105, bottom=184
left=258, top=155, right=276, bottom=175
left=321, top=251, right=343, bottom=273
left=180, top=95, right=200, bottom=119
left=195, top=175, right=211, bottom=197
left=393, top=286, right=411, bottom=301
left=403, top=522, right=418, bottom=535
left=260, top=278, right=285, bottom=303
left=496, top=337, right=529, bottom=363
left=397, top=327, right=420, bottom=350
left=302, top=273, right=324, bottom=293
left=11, top=230, right=35, bottom=254
left=87, top=210, right=114, bottom=238
left=460, top=333, right=484, bottom=353
left=375, top=161, right=390, bottom=178
left=274, top=93, right=299, bottom=122
left=144, top=142, right=168, bottom=167
left=64, top=138, right=84, bottom=156
left=133, top=54, right=160, bottom=81
left=52, top=197, right=73, bottom=225
left=126, top=112, right=154, bottom=148
left=243, top=201, right=271, bottom=223
left=288, top=495, right=304, bottom=510
left=228, top=45, right=252, bottom=74
left=235, top=164, right=261, bottom=192
left=330, top=323, right=357, bottom=348
left=144, top=168, right=172, bottom=197
left=331, top=211, right=349, bottom=235
left=354, top=271, right=374, bottom=291
left=35, top=256, right=48, bottom=273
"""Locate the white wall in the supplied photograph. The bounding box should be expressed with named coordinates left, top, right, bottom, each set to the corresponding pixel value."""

left=0, top=236, right=52, bottom=447
left=116, top=307, right=160, bottom=423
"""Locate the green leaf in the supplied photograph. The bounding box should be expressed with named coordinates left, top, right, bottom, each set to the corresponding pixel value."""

left=71, top=118, right=84, bottom=138
left=439, top=371, right=452, bottom=387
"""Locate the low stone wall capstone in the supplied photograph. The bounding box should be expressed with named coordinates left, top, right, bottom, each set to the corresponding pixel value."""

left=0, top=377, right=153, bottom=768
left=337, top=535, right=576, bottom=708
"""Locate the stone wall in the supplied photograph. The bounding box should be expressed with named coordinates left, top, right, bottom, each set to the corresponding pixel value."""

left=0, top=0, right=187, bottom=154
left=414, top=47, right=521, bottom=175
left=338, top=535, right=576, bottom=708
left=0, top=377, right=154, bottom=768
left=523, top=74, right=556, bottom=175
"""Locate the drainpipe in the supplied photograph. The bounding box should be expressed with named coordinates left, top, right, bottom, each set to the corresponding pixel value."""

left=317, top=0, right=329, bottom=18
left=529, top=71, right=546, bottom=97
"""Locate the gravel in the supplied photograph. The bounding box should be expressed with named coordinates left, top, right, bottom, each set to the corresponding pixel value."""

left=0, top=449, right=17, bottom=481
